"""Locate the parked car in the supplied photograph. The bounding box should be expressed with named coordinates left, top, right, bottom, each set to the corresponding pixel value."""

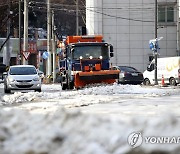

left=112, top=66, right=144, bottom=84
left=3, top=65, right=41, bottom=93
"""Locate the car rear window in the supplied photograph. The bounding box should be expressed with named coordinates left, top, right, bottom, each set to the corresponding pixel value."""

left=9, top=67, right=37, bottom=75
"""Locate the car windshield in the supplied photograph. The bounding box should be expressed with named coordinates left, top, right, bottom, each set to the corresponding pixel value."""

left=9, top=67, right=37, bottom=75
left=72, top=45, right=109, bottom=59
left=118, top=66, right=137, bottom=72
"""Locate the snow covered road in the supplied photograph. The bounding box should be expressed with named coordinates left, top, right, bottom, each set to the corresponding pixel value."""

left=1, top=83, right=180, bottom=119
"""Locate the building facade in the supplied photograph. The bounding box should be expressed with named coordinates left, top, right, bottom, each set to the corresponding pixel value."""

left=86, top=0, right=179, bottom=71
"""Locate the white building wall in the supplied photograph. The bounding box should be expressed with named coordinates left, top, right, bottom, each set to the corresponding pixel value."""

left=86, top=0, right=178, bottom=72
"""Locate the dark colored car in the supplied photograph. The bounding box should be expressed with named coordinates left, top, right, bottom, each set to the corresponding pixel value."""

left=113, top=66, right=144, bottom=84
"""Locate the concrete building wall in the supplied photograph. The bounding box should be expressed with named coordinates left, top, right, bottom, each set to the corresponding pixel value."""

left=86, top=0, right=178, bottom=72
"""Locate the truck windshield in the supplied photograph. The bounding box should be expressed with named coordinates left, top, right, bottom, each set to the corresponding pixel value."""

left=72, top=45, right=109, bottom=59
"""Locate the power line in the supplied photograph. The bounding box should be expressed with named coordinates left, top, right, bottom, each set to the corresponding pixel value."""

left=86, top=8, right=154, bottom=23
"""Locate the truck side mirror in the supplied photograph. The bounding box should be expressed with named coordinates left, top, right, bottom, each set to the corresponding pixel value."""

left=147, top=64, right=155, bottom=72
left=110, top=45, right=114, bottom=57
left=110, top=45, right=113, bottom=53
left=147, top=66, right=151, bottom=71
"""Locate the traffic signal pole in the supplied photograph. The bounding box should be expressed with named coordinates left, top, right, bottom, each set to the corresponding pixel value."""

left=154, top=0, right=158, bottom=85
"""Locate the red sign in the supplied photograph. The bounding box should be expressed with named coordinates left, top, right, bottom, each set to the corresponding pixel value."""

left=21, top=41, right=37, bottom=53
left=22, top=51, right=30, bottom=60
left=28, top=42, right=37, bottom=53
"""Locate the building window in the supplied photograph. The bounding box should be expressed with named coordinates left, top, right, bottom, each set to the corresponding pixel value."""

left=158, top=5, right=174, bottom=23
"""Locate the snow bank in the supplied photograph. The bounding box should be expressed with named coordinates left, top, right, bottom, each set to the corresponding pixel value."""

left=1, top=84, right=180, bottom=106
left=78, top=83, right=179, bottom=96
left=0, top=108, right=180, bottom=154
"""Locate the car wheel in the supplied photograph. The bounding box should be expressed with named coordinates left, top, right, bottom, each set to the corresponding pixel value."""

left=169, top=77, right=176, bottom=86
left=35, top=88, right=41, bottom=92
left=4, top=85, right=11, bottom=93
left=144, top=78, right=150, bottom=86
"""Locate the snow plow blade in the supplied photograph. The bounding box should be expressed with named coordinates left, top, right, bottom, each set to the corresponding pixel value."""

left=74, top=70, right=120, bottom=88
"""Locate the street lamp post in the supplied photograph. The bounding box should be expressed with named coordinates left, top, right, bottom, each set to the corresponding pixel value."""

left=154, top=0, right=158, bottom=85
left=76, top=0, right=79, bottom=35
left=19, top=0, right=21, bottom=64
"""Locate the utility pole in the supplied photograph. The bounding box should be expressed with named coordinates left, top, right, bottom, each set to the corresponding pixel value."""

left=177, top=0, right=179, bottom=56
left=23, top=0, right=28, bottom=65
left=76, top=0, right=79, bottom=35
left=52, top=10, right=56, bottom=83
left=47, top=0, right=52, bottom=81
left=154, top=0, right=158, bottom=85
left=19, top=0, right=22, bottom=64
left=3, top=0, right=11, bottom=66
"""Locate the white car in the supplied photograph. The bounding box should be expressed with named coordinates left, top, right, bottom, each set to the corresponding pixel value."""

left=3, top=65, right=41, bottom=93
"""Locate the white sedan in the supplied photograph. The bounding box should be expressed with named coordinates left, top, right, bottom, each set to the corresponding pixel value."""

left=3, top=65, right=41, bottom=93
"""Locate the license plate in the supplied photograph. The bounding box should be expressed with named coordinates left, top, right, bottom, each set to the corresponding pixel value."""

left=131, top=73, right=138, bottom=76
left=20, top=82, right=29, bottom=85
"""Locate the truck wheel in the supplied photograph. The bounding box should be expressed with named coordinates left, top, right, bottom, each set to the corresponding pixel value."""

left=143, top=78, right=150, bottom=86
left=60, top=74, right=68, bottom=90
left=61, top=83, right=68, bottom=90
left=169, top=77, right=176, bottom=86
left=68, top=81, right=74, bottom=89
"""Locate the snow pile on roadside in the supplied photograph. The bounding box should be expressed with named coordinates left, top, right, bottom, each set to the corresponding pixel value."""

left=1, top=84, right=180, bottom=105
left=0, top=108, right=180, bottom=154
left=2, top=92, right=38, bottom=105
left=78, top=83, right=180, bottom=96
left=1, top=92, right=61, bottom=105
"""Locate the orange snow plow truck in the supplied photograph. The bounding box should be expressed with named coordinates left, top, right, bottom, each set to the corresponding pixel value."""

left=59, top=35, right=120, bottom=90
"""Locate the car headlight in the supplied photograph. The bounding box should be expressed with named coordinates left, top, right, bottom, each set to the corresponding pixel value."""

left=8, top=77, right=15, bottom=82
left=33, top=76, right=40, bottom=81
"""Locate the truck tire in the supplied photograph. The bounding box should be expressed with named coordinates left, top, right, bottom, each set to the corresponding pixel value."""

left=61, top=83, right=68, bottom=90
left=169, top=77, right=176, bottom=86
left=143, top=78, right=150, bottom=86
left=61, top=74, right=68, bottom=90
left=68, top=81, right=74, bottom=89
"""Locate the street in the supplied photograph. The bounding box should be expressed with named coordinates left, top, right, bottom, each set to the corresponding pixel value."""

left=1, top=83, right=180, bottom=119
